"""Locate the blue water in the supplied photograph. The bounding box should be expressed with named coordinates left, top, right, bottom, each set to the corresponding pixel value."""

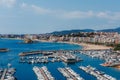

left=0, top=39, right=120, bottom=80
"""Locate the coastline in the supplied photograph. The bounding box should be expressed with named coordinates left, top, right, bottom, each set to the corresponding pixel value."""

left=17, top=39, right=119, bottom=70
left=1, top=38, right=119, bottom=69
left=57, top=41, right=112, bottom=50
left=1, top=38, right=112, bottom=50
left=1, top=38, right=23, bottom=40
left=77, top=42, right=112, bottom=50
left=114, top=66, right=120, bottom=69
left=34, top=40, right=112, bottom=50
left=0, top=39, right=119, bottom=80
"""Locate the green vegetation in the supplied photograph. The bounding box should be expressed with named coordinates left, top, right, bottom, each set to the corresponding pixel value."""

left=114, top=44, right=120, bottom=51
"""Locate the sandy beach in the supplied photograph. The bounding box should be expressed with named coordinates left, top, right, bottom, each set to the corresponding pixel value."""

left=77, top=42, right=112, bottom=50
left=114, top=66, right=120, bottom=69
left=57, top=41, right=112, bottom=50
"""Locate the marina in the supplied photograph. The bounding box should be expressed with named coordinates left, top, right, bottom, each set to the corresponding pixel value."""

left=0, top=39, right=120, bottom=80
left=79, top=50, right=120, bottom=67
left=0, top=67, right=16, bottom=80
left=79, top=65, right=116, bottom=80
left=33, top=66, right=54, bottom=80
left=58, top=67, right=84, bottom=80
left=19, top=49, right=111, bottom=56
left=1, top=0, right=120, bottom=79
left=19, top=51, right=82, bottom=64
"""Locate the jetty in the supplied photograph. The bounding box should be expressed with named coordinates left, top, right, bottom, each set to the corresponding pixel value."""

left=0, top=68, right=16, bottom=80
left=61, top=52, right=82, bottom=63
left=19, top=51, right=82, bottom=64
left=19, top=50, right=42, bottom=56
left=58, top=67, right=84, bottom=80
left=19, top=49, right=111, bottom=56
left=0, top=69, right=7, bottom=80
left=79, top=49, right=120, bottom=68
left=79, top=65, right=116, bottom=80
left=33, top=66, right=54, bottom=80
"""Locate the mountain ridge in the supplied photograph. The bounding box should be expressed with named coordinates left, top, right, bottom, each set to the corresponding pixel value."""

left=50, top=27, right=120, bottom=35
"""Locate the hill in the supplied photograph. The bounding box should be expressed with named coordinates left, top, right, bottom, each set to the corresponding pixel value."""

left=50, top=27, right=120, bottom=35
left=51, top=29, right=94, bottom=35
left=97, top=27, right=120, bottom=33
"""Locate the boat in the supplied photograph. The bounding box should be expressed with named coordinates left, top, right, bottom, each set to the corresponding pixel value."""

left=33, top=66, right=54, bottom=80
left=58, top=67, right=84, bottom=80
left=0, top=48, right=9, bottom=52
left=79, top=65, right=116, bottom=80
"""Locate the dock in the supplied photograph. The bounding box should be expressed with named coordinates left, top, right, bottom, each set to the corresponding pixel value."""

left=19, top=50, right=42, bottom=56
left=0, top=68, right=16, bottom=80
left=79, top=49, right=120, bottom=68
left=19, top=52, right=82, bottom=64
left=0, top=69, right=7, bottom=80
left=58, top=67, right=84, bottom=80
left=79, top=65, right=116, bottom=80
left=61, top=52, right=81, bottom=63
left=33, top=66, right=54, bottom=80
left=19, top=49, right=111, bottom=64
left=19, top=49, right=111, bottom=56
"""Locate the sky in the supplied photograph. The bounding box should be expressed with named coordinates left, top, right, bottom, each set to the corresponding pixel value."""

left=0, top=0, right=120, bottom=34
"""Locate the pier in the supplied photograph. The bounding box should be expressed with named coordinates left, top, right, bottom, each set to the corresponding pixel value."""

left=19, top=50, right=42, bottom=56
left=79, top=65, right=116, bottom=80
left=58, top=67, right=84, bottom=80
left=0, top=68, right=16, bottom=80
left=19, top=49, right=111, bottom=56
left=19, top=52, right=82, bottom=64
left=33, top=66, right=54, bottom=80
left=19, top=49, right=112, bottom=64
left=0, top=69, right=7, bottom=80
left=19, top=49, right=111, bottom=64
left=79, top=49, right=120, bottom=68
left=61, top=52, right=81, bottom=63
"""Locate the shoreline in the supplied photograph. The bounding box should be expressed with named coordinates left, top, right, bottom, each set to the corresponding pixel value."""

left=1, top=38, right=118, bottom=69
left=56, top=41, right=112, bottom=50
left=0, top=38, right=112, bottom=50
left=35, top=40, right=112, bottom=50
left=37, top=40, right=112, bottom=50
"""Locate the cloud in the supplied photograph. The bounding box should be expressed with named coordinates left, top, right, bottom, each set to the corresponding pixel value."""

left=96, top=12, right=120, bottom=20
left=20, top=2, right=27, bottom=8
left=20, top=3, right=120, bottom=20
left=0, top=0, right=16, bottom=8
left=61, top=11, right=94, bottom=19
left=20, top=3, right=52, bottom=14
left=31, top=5, right=52, bottom=14
left=62, top=11, right=120, bottom=20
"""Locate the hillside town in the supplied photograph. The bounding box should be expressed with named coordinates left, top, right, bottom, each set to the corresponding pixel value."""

left=0, top=32, right=120, bottom=45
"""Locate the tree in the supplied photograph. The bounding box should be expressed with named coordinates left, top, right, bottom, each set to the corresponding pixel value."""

left=114, top=44, right=120, bottom=51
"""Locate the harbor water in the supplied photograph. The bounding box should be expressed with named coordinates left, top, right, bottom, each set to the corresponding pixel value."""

left=0, top=39, right=120, bottom=80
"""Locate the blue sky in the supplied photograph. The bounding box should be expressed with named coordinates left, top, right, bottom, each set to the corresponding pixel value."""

left=0, top=0, right=120, bottom=34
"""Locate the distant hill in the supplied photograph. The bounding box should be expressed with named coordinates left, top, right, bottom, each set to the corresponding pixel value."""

left=51, top=29, right=94, bottom=35
left=97, top=27, right=120, bottom=33
left=50, top=27, right=120, bottom=35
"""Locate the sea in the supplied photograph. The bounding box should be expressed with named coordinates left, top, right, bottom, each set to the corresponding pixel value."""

left=0, top=39, right=120, bottom=80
